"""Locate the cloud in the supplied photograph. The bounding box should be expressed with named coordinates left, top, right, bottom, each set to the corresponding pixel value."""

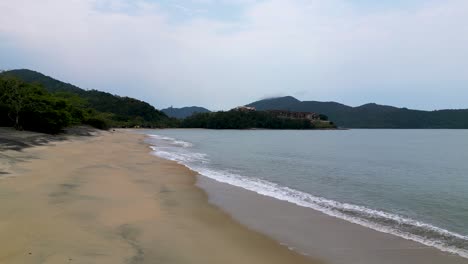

left=0, top=0, right=467, bottom=110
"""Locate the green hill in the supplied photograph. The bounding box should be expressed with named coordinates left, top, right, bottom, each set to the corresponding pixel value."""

left=247, top=96, right=468, bottom=128
left=162, top=106, right=211, bottom=119
left=1, top=69, right=175, bottom=129
left=181, top=110, right=335, bottom=129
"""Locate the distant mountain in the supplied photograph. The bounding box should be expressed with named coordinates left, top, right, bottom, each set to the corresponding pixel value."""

left=247, top=96, right=468, bottom=128
left=162, top=106, right=211, bottom=119
left=1, top=69, right=173, bottom=127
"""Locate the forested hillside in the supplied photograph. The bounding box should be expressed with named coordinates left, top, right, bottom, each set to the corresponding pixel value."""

left=0, top=69, right=177, bottom=133
left=181, top=110, right=335, bottom=129
left=162, top=106, right=211, bottom=119
left=248, top=96, right=468, bottom=128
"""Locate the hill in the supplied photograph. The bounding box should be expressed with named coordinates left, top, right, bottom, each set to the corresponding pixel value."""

left=247, top=96, right=468, bottom=128
left=181, top=110, right=335, bottom=129
left=1, top=69, right=175, bottom=129
left=162, top=106, right=211, bottom=119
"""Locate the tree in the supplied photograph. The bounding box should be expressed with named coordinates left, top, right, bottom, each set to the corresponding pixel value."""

left=180, top=110, right=332, bottom=129
left=1, top=69, right=178, bottom=129
left=319, top=114, right=328, bottom=121
left=0, top=78, right=75, bottom=133
left=1, top=78, right=29, bottom=130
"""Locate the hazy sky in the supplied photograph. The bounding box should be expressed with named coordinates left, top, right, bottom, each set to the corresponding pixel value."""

left=1, top=0, right=467, bottom=110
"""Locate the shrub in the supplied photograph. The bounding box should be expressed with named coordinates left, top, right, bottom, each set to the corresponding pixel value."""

left=84, top=117, right=111, bottom=130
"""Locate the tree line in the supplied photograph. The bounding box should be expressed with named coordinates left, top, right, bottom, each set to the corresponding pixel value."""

left=0, top=76, right=176, bottom=133
left=181, top=111, right=334, bottom=129
left=1, top=69, right=335, bottom=133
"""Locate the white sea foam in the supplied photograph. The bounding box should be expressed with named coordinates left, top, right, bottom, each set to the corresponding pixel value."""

left=173, top=140, right=193, bottom=148
left=148, top=134, right=193, bottom=147
left=147, top=133, right=468, bottom=259
left=149, top=146, right=208, bottom=163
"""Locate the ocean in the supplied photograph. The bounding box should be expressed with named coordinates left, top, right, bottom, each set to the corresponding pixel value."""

left=144, top=129, right=468, bottom=258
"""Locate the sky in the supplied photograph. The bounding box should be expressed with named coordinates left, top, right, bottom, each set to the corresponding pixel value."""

left=0, top=0, right=467, bottom=111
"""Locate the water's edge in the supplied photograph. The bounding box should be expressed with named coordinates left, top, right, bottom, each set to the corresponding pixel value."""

left=145, top=133, right=468, bottom=259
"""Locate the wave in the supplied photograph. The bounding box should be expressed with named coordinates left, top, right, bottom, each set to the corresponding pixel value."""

left=150, top=146, right=209, bottom=164
left=148, top=134, right=193, bottom=148
left=146, top=133, right=468, bottom=259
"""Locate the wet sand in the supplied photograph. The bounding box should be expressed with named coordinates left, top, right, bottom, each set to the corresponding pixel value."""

left=0, top=130, right=320, bottom=264
left=198, top=176, right=468, bottom=264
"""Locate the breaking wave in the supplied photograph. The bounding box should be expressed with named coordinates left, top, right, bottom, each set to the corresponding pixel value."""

left=146, top=133, right=468, bottom=259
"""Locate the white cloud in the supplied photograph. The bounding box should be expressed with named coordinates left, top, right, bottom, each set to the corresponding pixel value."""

left=0, top=0, right=467, bottom=110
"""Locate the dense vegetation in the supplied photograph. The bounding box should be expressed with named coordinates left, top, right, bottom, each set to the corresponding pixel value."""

left=1, top=69, right=177, bottom=133
left=181, top=110, right=334, bottom=129
left=248, top=96, right=468, bottom=128
left=1, top=78, right=85, bottom=133
left=162, top=106, right=211, bottom=119
left=0, top=70, right=335, bottom=133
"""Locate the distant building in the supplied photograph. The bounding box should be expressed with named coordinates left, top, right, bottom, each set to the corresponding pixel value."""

left=233, top=106, right=256, bottom=112
left=267, top=110, right=319, bottom=121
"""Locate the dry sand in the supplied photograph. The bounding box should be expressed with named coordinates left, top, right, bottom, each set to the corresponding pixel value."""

left=0, top=130, right=321, bottom=264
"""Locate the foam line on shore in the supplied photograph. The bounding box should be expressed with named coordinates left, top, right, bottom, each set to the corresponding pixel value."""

left=147, top=134, right=468, bottom=259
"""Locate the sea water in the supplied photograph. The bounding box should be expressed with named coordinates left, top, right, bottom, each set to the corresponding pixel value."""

left=145, top=129, right=468, bottom=258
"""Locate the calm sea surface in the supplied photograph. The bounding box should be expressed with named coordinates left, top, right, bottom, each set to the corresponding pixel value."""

left=145, top=129, right=468, bottom=257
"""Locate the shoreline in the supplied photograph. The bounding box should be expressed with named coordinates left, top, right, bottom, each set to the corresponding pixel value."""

left=0, top=129, right=320, bottom=264
left=197, top=176, right=468, bottom=264
left=141, top=128, right=468, bottom=264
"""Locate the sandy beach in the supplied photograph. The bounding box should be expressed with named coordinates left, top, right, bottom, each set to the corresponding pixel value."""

left=0, top=129, right=320, bottom=264
left=199, top=177, right=468, bottom=264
